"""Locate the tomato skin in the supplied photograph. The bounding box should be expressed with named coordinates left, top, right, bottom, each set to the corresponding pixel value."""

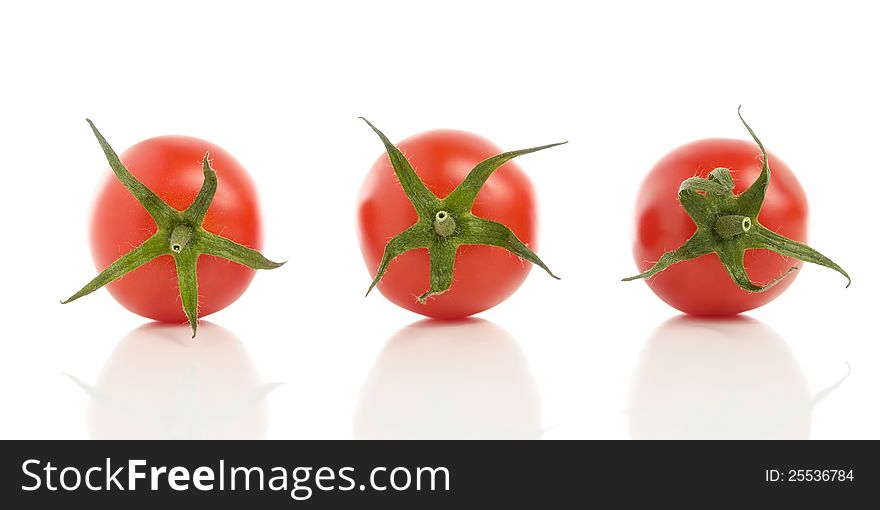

left=357, top=130, right=537, bottom=319
left=633, top=138, right=808, bottom=315
left=89, top=136, right=262, bottom=322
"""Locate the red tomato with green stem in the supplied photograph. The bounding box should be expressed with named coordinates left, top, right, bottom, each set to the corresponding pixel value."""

left=625, top=109, right=849, bottom=314
left=64, top=121, right=283, bottom=336
left=357, top=120, right=564, bottom=319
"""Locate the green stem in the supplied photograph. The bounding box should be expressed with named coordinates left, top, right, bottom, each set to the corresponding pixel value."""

left=433, top=211, right=456, bottom=237
left=714, top=215, right=751, bottom=239
left=169, top=225, right=194, bottom=253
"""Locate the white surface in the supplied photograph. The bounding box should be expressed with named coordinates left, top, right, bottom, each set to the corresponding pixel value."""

left=0, top=1, right=876, bottom=439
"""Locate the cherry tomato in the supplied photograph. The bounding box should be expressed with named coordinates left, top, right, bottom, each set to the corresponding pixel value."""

left=633, top=138, right=808, bottom=315
left=89, top=136, right=262, bottom=322
left=357, top=130, right=539, bottom=319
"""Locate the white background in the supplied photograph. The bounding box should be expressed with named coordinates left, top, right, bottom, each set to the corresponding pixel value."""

left=1, top=1, right=876, bottom=439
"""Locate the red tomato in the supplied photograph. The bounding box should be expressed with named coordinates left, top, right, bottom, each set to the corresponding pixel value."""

left=89, top=136, right=262, bottom=322
left=357, top=130, right=538, bottom=319
left=633, top=138, right=808, bottom=315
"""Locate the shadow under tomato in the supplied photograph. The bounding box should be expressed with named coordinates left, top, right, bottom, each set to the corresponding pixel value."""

left=353, top=318, right=542, bottom=439
left=627, top=316, right=848, bottom=440
left=68, top=321, right=280, bottom=439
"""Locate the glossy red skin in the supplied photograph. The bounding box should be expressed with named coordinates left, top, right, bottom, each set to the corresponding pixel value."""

left=633, top=138, right=808, bottom=315
left=358, top=130, right=537, bottom=319
left=90, top=136, right=262, bottom=322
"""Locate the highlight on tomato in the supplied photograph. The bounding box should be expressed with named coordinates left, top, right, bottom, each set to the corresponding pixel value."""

left=63, top=121, right=284, bottom=336
left=624, top=108, right=849, bottom=315
left=357, top=119, right=564, bottom=319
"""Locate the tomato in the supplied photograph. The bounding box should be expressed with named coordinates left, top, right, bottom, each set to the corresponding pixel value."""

left=628, top=110, right=849, bottom=314
left=65, top=121, right=282, bottom=336
left=89, top=135, right=262, bottom=322
left=357, top=128, right=553, bottom=319
left=632, top=138, right=808, bottom=314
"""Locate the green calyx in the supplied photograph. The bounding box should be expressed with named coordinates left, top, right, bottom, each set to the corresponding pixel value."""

left=361, top=118, right=564, bottom=303
left=624, top=107, right=850, bottom=292
left=63, top=120, right=284, bottom=337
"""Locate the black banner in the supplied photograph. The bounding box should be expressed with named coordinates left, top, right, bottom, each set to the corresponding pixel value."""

left=2, top=441, right=874, bottom=507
